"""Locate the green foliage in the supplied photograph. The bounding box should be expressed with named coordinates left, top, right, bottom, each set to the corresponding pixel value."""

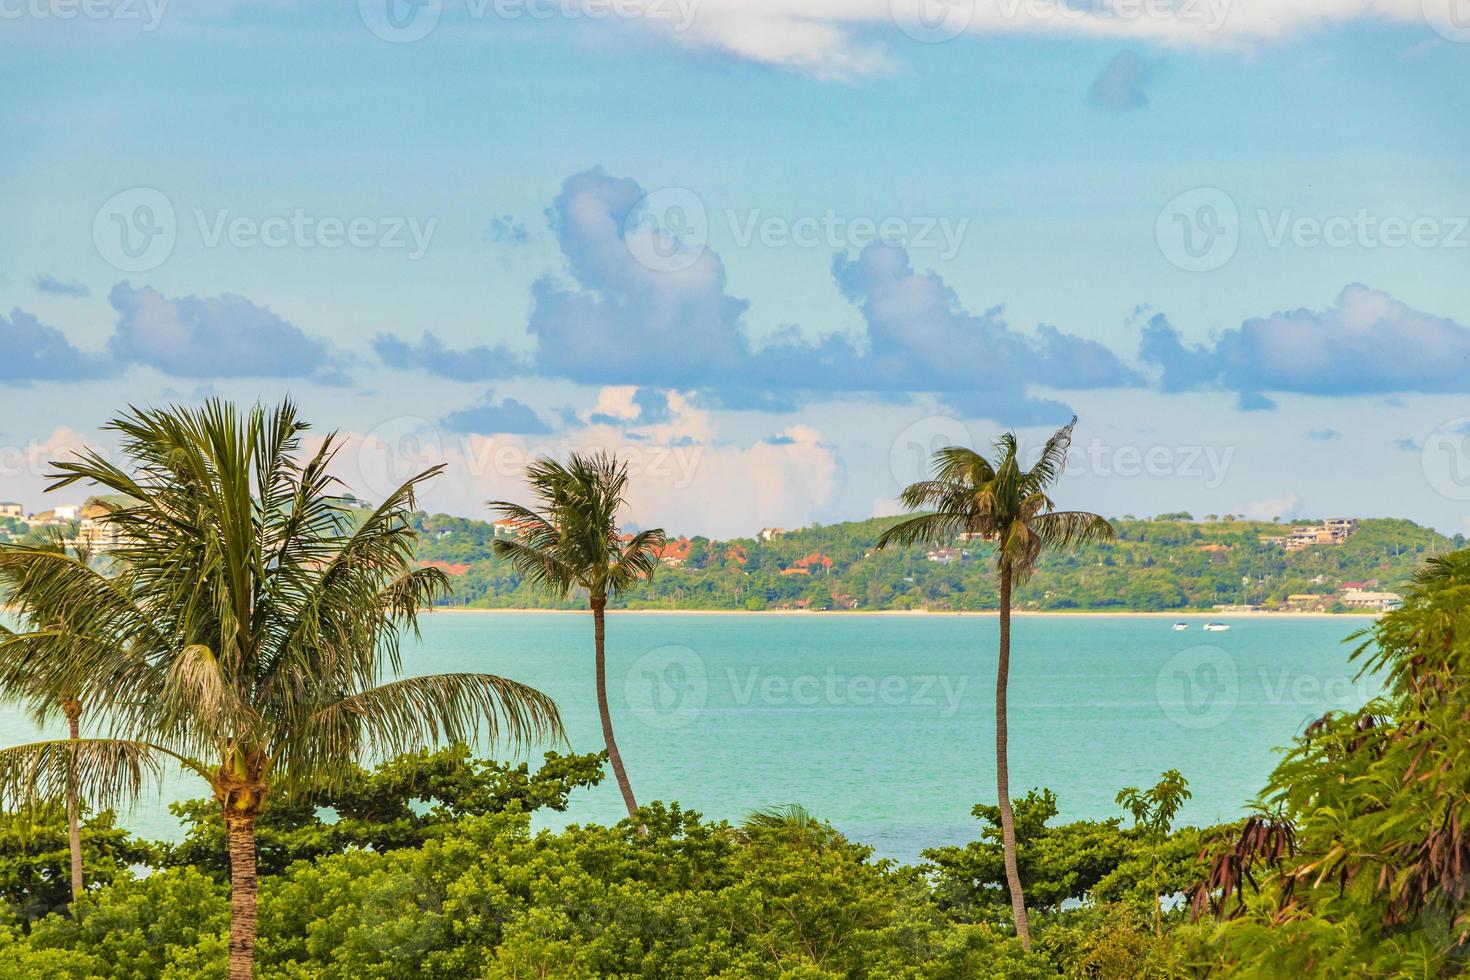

left=1188, top=546, right=1470, bottom=975
left=162, top=746, right=607, bottom=880
left=0, top=805, right=156, bottom=926
left=0, top=806, right=1050, bottom=979
left=413, top=512, right=1451, bottom=612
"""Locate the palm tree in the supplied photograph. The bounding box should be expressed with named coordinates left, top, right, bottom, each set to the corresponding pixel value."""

left=489, top=452, right=665, bottom=824
left=876, top=416, right=1113, bottom=948
left=0, top=400, right=562, bottom=980
left=0, top=532, right=102, bottom=903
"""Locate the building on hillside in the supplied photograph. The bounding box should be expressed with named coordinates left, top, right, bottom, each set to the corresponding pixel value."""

left=757, top=527, right=786, bottom=542
left=1341, top=589, right=1402, bottom=611
left=655, top=537, right=693, bottom=567
left=491, top=517, right=534, bottom=539
left=0, top=502, right=23, bottom=519
left=789, top=552, right=833, bottom=574
left=1279, top=517, right=1358, bottom=552
left=925, top=547, right=969, bottom=564
left=75, top=495, right=135, bottom=552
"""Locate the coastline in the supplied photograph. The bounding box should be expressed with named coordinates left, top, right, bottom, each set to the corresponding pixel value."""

left=430, top=607, right=1379, bottom=619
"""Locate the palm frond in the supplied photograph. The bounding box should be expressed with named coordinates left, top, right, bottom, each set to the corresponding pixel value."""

left=0, top=738, right=207, bottom=813
left=303, top=673, right=564, bottom=783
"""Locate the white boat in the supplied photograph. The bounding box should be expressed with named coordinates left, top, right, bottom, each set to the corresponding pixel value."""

left=1172, top=622, right=1188, bottom=631
left=1203, top=622, right=1231, bottom=632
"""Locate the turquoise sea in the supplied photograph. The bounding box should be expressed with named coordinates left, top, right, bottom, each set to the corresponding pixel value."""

left=0, top=612, right=1381, bottom=863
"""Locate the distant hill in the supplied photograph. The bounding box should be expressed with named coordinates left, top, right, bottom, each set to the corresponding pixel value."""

left=411, top=513, right=1461, bottom=613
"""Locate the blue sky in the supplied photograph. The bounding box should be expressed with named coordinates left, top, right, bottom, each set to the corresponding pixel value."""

left=3, top=2, right=1469, bottom=536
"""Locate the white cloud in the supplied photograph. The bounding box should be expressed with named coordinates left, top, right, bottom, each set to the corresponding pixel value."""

left=327, top=396, right=839, bottom=538
left=634, top=0, right=1434, bottom=79
left=1241, top=492, right=1300, bottom=521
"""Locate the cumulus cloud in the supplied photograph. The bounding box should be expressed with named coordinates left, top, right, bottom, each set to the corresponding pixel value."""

left=333, top=392, right=840, bottom=537
left=1088, top=51, right=1155, bottom=111
left=107, top=283, right=333, bottom=379
left=373, top=332, right=528, bottom=381
left=372, top=168, right=1135, bottom=423
left=441, top=392, right=551, bottom=435
left=33, top=274, right=89, bottom=298
left=564, top=0, right=1430, bottom=80
left=0, top=309, right=111, bottom=382
left=527, top=168, right=752, bottom=389
left=583, top=386, right=673, bottom=427
left=486, top=216, right=532, bottom=246
left=1138, top=285, right=1470, bottom=407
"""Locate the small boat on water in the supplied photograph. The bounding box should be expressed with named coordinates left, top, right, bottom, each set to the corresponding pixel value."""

left=1203, top=622, right=1231, bottom=632
left=1172, top=622, right=1188, bottom=631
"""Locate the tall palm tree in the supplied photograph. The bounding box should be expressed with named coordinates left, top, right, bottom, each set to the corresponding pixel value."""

left=0, top=532, right=102, bottom=903
left=489, top=452, right=665, bottom=824
left=0, top=400, right=562, bottom=980
left=876, top=416, right=1113, bottom=948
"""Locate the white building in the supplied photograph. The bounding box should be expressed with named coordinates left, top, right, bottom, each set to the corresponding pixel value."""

left=1341, top=589, right=1402, bottom=611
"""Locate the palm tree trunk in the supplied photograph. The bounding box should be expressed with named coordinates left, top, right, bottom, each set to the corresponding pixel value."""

left=592, top=597, right=640, bottom=826
left=995, top=563, right=1032, bottom=949
left=226, top=815, right=259, bottom=980
left=63, top=700, right=83, bottom=903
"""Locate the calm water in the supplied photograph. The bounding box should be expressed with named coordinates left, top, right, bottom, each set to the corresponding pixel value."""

left=0, top=613, right=1380, bottom=863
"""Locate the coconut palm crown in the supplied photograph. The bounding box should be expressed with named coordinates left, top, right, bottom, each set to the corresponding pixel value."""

left=876, top=416, right=1113, bottom=950
left=0, top=399, right=562, bottom=980
left=489, top=451, right=665, bottom=823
